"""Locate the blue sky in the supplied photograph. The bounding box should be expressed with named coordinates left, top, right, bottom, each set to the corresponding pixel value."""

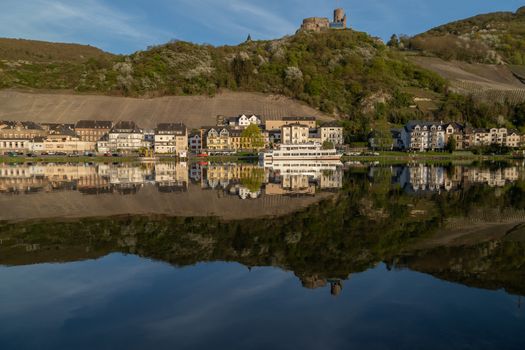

left=0, top=0, right=522, bottom=54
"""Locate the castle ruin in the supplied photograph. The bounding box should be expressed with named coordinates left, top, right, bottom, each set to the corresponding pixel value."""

left=300, top=8, right=347, bottom=32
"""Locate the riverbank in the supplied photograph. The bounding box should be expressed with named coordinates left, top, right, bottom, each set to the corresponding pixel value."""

left=0, top=152, right=521, bottom=164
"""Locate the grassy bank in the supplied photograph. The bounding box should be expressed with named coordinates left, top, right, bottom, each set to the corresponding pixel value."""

left=343, top=151, right=521, bottom=163
left=0, top=152, right=520, bottom=164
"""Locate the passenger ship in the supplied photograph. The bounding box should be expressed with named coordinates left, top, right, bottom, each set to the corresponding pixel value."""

left=261, top=143, right=342, bottom=167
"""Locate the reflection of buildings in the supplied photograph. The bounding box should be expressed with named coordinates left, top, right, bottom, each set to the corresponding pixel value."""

left=389, top=164, right=523, bottom=193
left=265, top=161, right=344, bottom=196
left=0, top=161, right=343, bottom=198
left=300, top=274, right=346, bottom=296
left=155, top=163, right=188, bottom=192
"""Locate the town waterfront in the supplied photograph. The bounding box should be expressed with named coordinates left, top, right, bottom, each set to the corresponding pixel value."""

left=1, top=160, right=525, bottom=349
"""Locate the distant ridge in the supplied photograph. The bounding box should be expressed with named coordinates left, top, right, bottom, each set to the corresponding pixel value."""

left=0, top=37, right=114, bottom=63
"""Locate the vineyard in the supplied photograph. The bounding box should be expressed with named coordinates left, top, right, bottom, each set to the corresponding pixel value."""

left=452, top=80, right=525, bottom=104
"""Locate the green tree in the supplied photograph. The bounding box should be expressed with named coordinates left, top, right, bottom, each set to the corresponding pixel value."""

left=322, top=140, right=335, bottom=150
left=387, top=34, right=400, bottom=48
left=373, top=118, right=393, bottom=150
left=240, top=168, right=265, bottom=192
left=446, top=137, right=457, bottom=153
left=241, top=124, right=265, bottom=151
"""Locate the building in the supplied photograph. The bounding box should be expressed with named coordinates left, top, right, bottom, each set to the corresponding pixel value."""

left=74, top=120, right=112, bottom=142
left=154, top=123, right=188, bottom=155
left=97, top=134, right=110, bottom=153
left=205, top=126, right=267, bottom=152
left=108, top=121, right=148, bottom=153
left=188, top=132, right=203, bottom=153
left=300, top=17, right=330, bottom=32
left=206, top=127, right=231, bottom=151
left=0, top=139, right=31, bottom=153
left=222, top=114, right=262, bottom=129
left=143, top=129, right=155, bottom=149
left=319, top=121, right=344, bottom=146
left=464, top=128, right=490, bottom=147
left=444, top=122, right=465, bottom=150
left=229, top=128, right=268, bottom=151
left=490, top=128, right=508, bottom=146
left=331, top=8, right=348, bottom=29
left=42, top=124, right=95, bottom=153
left=0, top=121, right=46, bottom=152
left=300, top=8, right=347, bottom=32
left=506, top=130, right=521, bottom=148
left=266, top=116, right=316, bottom=131
left=281, top=123, right=310, bottom=144
left=0, top=121, right=47, bottom=140
left=400, top=121, right=446, bottom=151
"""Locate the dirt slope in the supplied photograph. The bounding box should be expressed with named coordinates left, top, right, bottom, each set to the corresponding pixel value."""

left=0, top=90, right=331, bottom=129
left=409, top=56, right=525, bottom=90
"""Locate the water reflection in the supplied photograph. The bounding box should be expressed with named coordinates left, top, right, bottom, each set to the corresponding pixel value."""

left=1, top=160, right=525, bottom=296
left=1, top=161, right=525, bottom=348
left=0, top=161, right=344, bottom=198
left=387, top=163, right=523, bottom=192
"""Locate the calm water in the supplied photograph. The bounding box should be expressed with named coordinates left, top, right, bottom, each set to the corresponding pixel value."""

left=1, top=161, right=525, bottom=349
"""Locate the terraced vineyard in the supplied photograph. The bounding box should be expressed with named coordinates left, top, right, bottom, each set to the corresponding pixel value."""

left=452, top=80, right=525, bottom=103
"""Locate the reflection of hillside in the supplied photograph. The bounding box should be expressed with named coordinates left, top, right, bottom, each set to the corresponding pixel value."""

left=2, top=165, right=525, bottom=296
left=2, top=205, right=523, bottom=296
left=395, top=234, right=525, bottom=296
left=0, top=182, right=334, bottom=222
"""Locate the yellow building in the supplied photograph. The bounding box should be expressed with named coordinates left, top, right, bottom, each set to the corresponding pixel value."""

left=266, top=117, right=316, bottom=131
left=205, top=127, right=268, bottom=151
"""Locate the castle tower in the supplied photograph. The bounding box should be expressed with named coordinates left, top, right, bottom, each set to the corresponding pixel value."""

left=333, top=8, right=347, bottom=29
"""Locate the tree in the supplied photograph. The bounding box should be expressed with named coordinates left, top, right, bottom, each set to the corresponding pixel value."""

left=387, top=34, right=399, bottom=48
left=241, top=124, right=264, bottom=151
left=446, top=137, right=457, bottom=153
left=373, top=118, right=393, bottom=150
left=322, top=140, right=335, bottom=150
left=240, top=168, right=265, bottom=192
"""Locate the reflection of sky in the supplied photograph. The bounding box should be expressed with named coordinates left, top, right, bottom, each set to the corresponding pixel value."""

left=0, top=255, right=524, bottom=349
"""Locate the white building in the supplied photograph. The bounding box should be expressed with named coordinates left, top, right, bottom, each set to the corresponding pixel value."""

left=0, top=139, right=31, bottom=153
left=154, top=123, right=188, bottom=155
left=400, top=121, right=446, bottom=151
left=319, top=122, right=344, bottom=146
left=281, top=123, right=310, bottom=144
left=507, top=130, right=521, bottom=148
left=227, top=114, right=262, bottom=128
left=108, top=121, right=148, bottom=153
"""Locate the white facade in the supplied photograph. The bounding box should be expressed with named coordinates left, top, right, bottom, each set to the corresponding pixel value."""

left=320, top=125, right=344, bottom=146
left=237, top=114, right=262, bottom=128
left=154, top=134, right=188, bottom=154
left=108, top=132, right=147, bottom=152
left=0, top=139, right=30, bottom=152
left=401, top=121, right=446, bottom=151
left=281, top=124, right=309, bottom=145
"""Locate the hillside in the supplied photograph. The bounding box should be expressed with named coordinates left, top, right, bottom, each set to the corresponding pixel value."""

left=0, top=90, right=331, bottom=129
left=408, top=56, right=525, bottom=103
left=0, top=30, right=446, bottom=119
left=4, top=15, right=525, bottom=136
left=0, top=38, right=114, bottom=63
left=407, top=7, right=525, bottom=64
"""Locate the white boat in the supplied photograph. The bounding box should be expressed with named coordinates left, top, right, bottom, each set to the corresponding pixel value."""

left=261, top=143, right=342, bottom=167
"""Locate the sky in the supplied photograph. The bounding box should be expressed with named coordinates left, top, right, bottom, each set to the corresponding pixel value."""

left=0, top=0, right=522, bottom=54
